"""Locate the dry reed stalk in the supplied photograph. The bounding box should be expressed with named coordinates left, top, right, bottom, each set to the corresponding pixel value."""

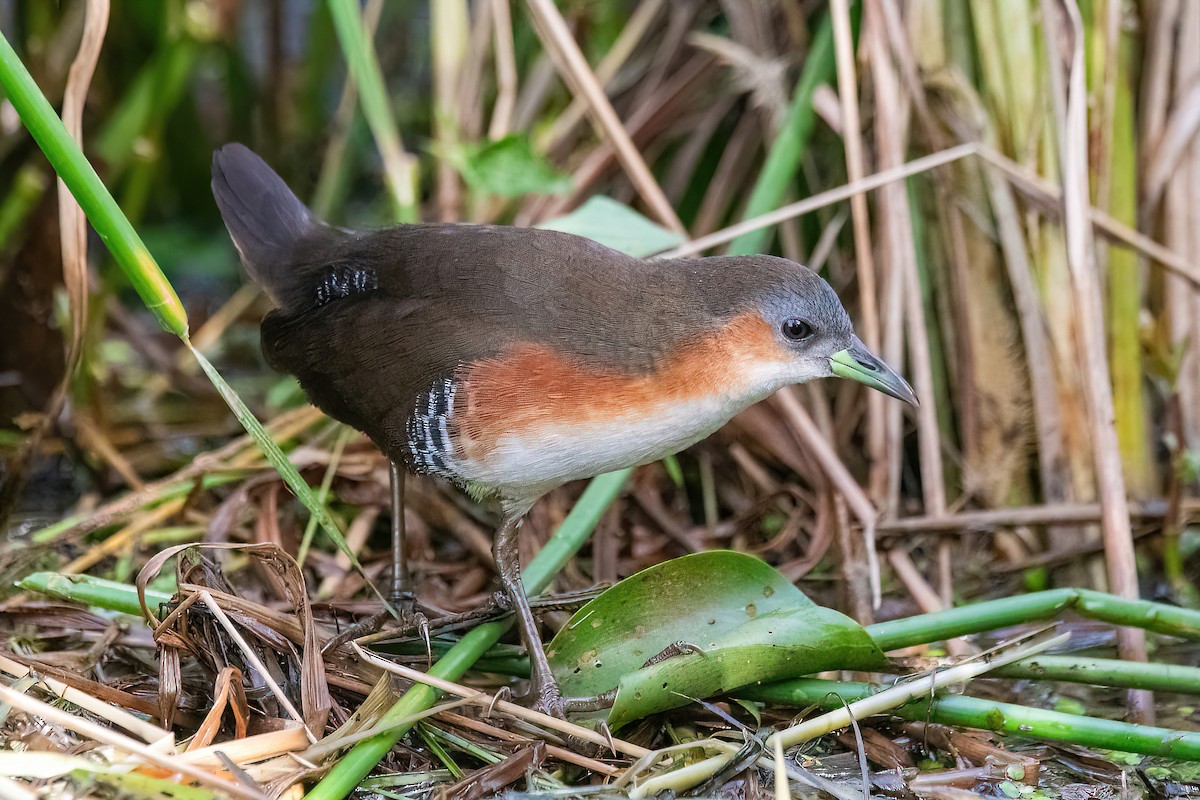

left=539, top=0, right=666, bottom=152
left=868, top=1, right=946, bottom=523
left=1163, top=2, right=1200, bottom=451
left=773, top=387, right=880, bottom=606
left=666, top=144, right=978, bottom=258
left=0, top=0, right=108, bottom=526
left=829, top=0, right=886, bottom=506
left=0, top=683, right=267, bottom=800
left=533, top=53, right=718, bottom=223
left=432, top=0, right=469, bottom=221
left=488, top=0, right=518, bottom=140
left=350, top=643, right=652, bottom=759
left=977, top=146, right=1200, bottom=286
left=0, top=654, right=171, bottom=746
left=866, top=0, right=952, bottom=609
left=877, top=497, right=1198, bottom=535
left=1039, top=0, right=1149, bottom=721
left=522, top=0, right=685, bottom=234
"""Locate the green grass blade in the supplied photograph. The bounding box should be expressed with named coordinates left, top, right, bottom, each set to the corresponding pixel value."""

left=326, top=0, right=419, bottom=222
left=0, top=30, right=188, bottom=337
left=0, top=165, right=47, bottom=250
left=304, top=468, right=631, bottom=800
left=726, top=9, right=846, bottom=257
left=188, top=343, right=386, bottom=608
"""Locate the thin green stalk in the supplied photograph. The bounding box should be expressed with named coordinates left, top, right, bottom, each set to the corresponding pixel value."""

left=407, top=651, right=1200, bottom=698
left=1093, top=3, right=1149, bottom=494
left=0, top=30, right=187, bottom=337
left=993, top=655, right=1200, bottom=694
left=727, top=9, right=847, bottom=257
left=296, top=426, right=353, bottom=568
left=94, top=37, right=200, bottom=181
left=30, top=472, right=245, bottom=545
left=744, top=678, right=1200, bottom=761
left=865, top=588, right=1200, bottom=651
left=305, top=468, right=631, bottom=800
left=0, top=164, right=47, bottom=252
left=417, top=723, right=465, bottom=779
left=18, top=572, right=173, bottom=617
left=326, top=0, right=419, bottom=222
left=190, top=344, right=377, bottom=602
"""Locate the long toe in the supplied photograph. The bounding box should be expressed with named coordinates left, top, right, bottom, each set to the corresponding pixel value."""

left=532, top=682, right=568, bottom=720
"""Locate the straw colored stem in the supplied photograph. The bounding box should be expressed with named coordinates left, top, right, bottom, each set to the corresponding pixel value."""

left=828, top=0, right=885, bottom=504
left=351, top=644, right=649, bottom=758
left=487, top=0, right=518, bottom=140
left=0, top=683, right=265, bottom=800
left=522, top=0, right=684, bottom=234
left=1038, top=0, right=1148, bottom=718
left=664, top=144, right=977, bottom=258
left=432, top=0, right=468, bottom=221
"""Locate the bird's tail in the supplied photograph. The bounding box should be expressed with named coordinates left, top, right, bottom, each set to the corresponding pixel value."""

left=211, top=143, right=338, bottom=311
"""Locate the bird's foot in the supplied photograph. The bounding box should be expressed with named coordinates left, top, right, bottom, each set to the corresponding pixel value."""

left=322, top=592, right=431, bottom=658
left=491, top=589, right=513, bottom=612
left=513, top=670, right=572, bottom=720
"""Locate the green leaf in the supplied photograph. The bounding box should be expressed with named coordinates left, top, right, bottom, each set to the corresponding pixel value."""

left=539, top=196, right=684, bottom=258
left=0, top=30, right=188, bottom=336
left=546, top=551, right=886, bottom=728
left=453, top=135, right=571, bottom=198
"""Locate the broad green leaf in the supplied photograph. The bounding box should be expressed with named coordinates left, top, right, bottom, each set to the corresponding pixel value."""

left=546, top=551, right=886, bottom=728
left=453, top=135, right=572, bottom=198
left=539, top=196, right=684, bottom=258
left=607, top=604, right=886, bottom=728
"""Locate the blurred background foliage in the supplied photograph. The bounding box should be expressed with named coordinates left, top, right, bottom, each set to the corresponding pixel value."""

left=0, top=0, right=1198, bottom=617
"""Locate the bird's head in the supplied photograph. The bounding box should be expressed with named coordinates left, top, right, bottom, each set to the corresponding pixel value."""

left=703, top=255, right=918, bottom=406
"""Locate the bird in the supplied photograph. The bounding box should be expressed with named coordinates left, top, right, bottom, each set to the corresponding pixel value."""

left=210, top=142, right=917, bottom=717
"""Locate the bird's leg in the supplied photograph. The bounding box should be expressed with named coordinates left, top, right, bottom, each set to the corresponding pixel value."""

left=389, top=461, right=413, bottom=605
left=493, top=514, right=565, bottom=718
left=388, top=463, right=431, bottom=651
left=321, top=461, right=429, bottom=656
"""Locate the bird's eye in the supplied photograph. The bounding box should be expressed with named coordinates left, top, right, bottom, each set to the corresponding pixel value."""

left=781, top=318, right=814, bottom=341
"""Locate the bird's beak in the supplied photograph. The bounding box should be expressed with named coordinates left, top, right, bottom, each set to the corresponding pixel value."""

left=829, top=337, right=919, bottom=407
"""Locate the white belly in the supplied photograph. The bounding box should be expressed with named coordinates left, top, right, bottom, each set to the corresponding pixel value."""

left=459, top=391, right=756, bottom=500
